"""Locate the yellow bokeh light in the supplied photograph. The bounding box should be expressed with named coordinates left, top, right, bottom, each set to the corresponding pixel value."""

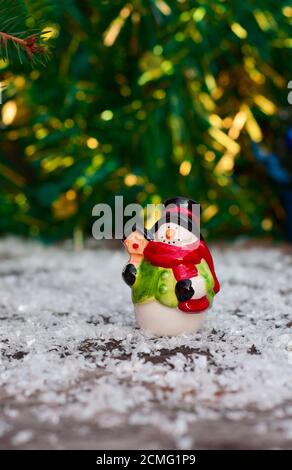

left=205, top=151, right=216, bottom=162
left=209, top=114, right=222, bottom=127
left=120, top=5, right=132, bottom=18
left=103, top=4, right=132, bottom=47
left=104, top=19, right=123, bottom=47
left=15, top=193, right=27, bottom=206
left=198, top=92, right=215, bottom=111
left=262, top=218, right=273, bottom=231
left=179, top=160, right=192, bottom=176
left=14, top=76, right=26, bottom=89
left=202, top=205, right=218, bottom=222
left=93, top=154, right=104, bottom=168
left=87, top=137, right=99, bottom=149
left=101, top=110, right=114, bottom=121
left=222, top=117, right=233, bottom=128
left=124, top=173, right=138, bottom=186
left=25, top=145, right=36, bottom=157
left=153, top=89, right=166, bottom=99
left=244, top=105, right=263, bottom=143
left=231, top=22, right=248, bottom=39
left=254, top=95, right=277, bottom=115
left=253, top=11, right=270, bottom=31
left=156, top=0, right=171, bottom=16
left=2, top=100, right=17, bottom=126
left=53, top=193, right=77, bottom=220
left=151, top=194, right=162, bottom=204
left=138, top=56, right=173, bottom=85
left=209, top=128, right=241, bottom=154
left=205, top=74, right=216, bottom=92
left=63, top=156, right=74, bottom=167
left=36, top=128, right=49, bottom=140
left=66, top=189, right=77, bottom=201
left=228, top=109, right=247, bottom=139
left=193, top=7, right=206, bottom=22
left=233, top=110, right=247, bottom=130
left=283, top=6, right=292, bottom=17
left=161, top=60, right=173, bottom=73
left=215, top=153, right=235, bottom=173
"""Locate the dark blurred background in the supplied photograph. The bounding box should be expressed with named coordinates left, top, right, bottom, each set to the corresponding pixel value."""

left=0, top=0, right=292, bottom=243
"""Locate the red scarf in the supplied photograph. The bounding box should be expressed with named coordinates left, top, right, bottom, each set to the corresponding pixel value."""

left=144, top=240, right=220, bottom=293
left=143, top=241, right=200, bottom=268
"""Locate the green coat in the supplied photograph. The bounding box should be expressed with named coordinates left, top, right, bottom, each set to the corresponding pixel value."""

left=132, top=258, right=215, bottom=308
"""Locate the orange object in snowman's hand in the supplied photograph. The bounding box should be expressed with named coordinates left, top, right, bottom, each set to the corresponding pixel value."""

left=123, top=229, right=149, bottom=267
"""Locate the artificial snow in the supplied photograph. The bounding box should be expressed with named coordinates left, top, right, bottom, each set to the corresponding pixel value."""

left=0, top=238, right=292, bottom=449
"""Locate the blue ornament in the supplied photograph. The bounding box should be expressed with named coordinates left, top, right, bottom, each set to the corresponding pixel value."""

left=252, top=143, right=290, bottom=184
left=285, top=127, right=292, bottom=149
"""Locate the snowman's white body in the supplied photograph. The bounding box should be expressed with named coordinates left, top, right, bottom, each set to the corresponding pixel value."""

left=135, top=274, right=207, bottom=336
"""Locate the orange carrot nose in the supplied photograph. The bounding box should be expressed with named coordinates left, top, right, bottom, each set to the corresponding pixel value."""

left=166, top=228, right=175, bottom=239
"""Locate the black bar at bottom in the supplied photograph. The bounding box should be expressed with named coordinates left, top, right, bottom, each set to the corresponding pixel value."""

left=0, top=449, right=288, bottom=466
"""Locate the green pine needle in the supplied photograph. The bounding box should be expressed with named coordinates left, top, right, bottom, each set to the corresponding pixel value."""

left=0, top=0, right=51, bottom=65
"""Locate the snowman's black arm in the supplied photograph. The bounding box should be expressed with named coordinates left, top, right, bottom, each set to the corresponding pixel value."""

left=122, top=263, right=137, bottom=287
left=175, top=279, right=194, bottom=302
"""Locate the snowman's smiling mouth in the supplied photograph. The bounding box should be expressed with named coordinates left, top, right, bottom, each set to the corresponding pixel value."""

left=160, top=238, right=181, bottom=244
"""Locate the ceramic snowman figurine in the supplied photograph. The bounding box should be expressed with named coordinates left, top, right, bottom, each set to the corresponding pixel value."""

left=122, top=197, right=220, bottom=336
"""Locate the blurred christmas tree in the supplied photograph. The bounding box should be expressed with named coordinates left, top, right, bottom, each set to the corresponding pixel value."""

left=0, top=0, right=292, bottom=242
